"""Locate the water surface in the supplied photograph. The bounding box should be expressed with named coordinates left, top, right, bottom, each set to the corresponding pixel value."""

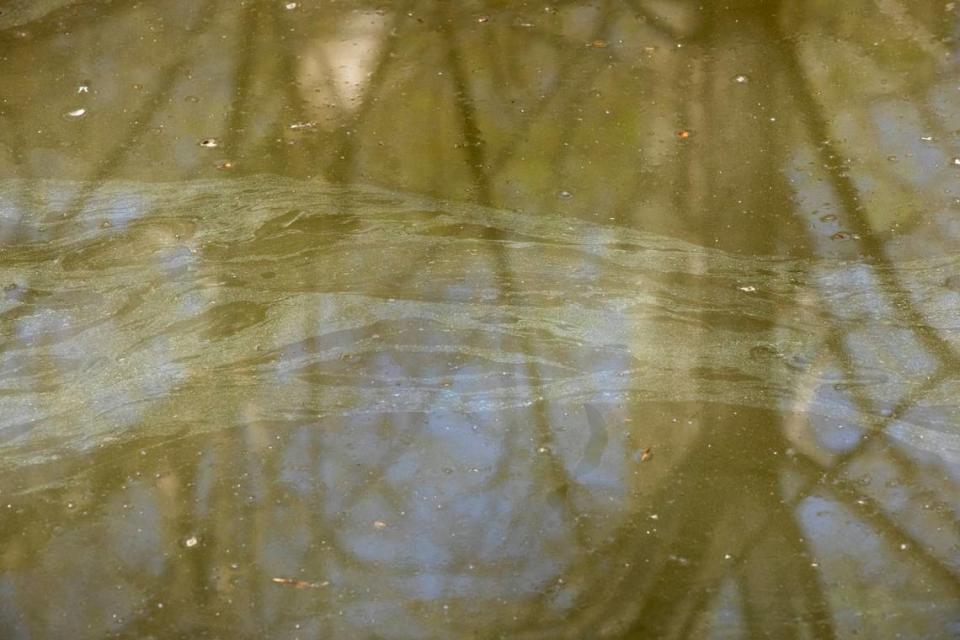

left=0, top=1, right=958, bottom=638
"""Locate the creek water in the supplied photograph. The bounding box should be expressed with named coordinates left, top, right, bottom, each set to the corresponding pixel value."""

left=0, top=1, right=958, bottom=638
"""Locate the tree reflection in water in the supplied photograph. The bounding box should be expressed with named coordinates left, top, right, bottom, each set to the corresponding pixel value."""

left=0, top=0, right=958, bottom=638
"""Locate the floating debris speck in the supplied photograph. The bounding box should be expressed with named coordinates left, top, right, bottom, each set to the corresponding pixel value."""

left=831, top=231, right=859, bottom=241
left=65, top=108, right=86, bottom=118
left=272, top=577, right=329, bottom=589
left=199, top=138, right=219, bottom=148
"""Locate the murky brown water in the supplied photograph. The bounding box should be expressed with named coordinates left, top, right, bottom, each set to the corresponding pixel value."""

left=1, top=1, right=959, bottom=638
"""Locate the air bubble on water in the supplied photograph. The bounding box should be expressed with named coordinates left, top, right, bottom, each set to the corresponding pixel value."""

left=952, top=157, right=960, bottom=166
left=733, top=74, right=748, bottom=84
left=537, top=446, right=551, bottom=454
left=558, top=190, right=572, bottom=199
left=183, top=535, right=199, bottom=548
left=285, top=1, right=298, bottom=8
left=738, top=285, right=757, bottom=292
left=65, top=108, right=86, bottom=118
left=199, top=138, right=219, bottom=148
left=77, top=83, right=90, bottom=94
left=920, top=135, right=934, bottom=142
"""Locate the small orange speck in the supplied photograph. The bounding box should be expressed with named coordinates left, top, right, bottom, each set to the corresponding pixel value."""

left=677, top=130, right=691, bottom=139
